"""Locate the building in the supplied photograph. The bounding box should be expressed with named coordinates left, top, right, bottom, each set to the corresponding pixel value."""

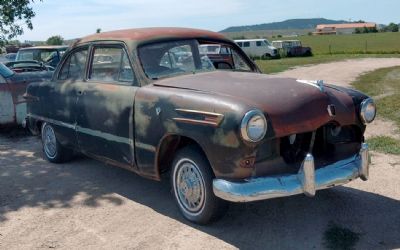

left=313, top=23, right=377, bottom=35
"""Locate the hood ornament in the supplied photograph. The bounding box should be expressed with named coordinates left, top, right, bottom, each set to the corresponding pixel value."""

left=316, top=80, right=325, bottom=92
left=296, top=79, right=325, bottom=92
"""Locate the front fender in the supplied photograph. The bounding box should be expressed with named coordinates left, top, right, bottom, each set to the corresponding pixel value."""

left=134, top=85, right=259, bottom=180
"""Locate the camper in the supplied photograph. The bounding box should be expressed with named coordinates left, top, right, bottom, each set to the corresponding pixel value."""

left=234, top=39, right=278, bottom=58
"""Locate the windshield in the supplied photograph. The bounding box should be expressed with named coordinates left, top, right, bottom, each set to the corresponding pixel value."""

left=0, top=63, right=15, bottom=78
left=263, top=40, right=271, bottom=46
left=16, top=49, right=59, bottom=62
left=138, top=39, right=215, bottom=80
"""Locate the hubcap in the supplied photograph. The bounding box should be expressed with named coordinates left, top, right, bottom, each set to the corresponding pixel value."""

left=175, top=159, right=205, bottom=213
left=42, top=125, right=57, bottom=158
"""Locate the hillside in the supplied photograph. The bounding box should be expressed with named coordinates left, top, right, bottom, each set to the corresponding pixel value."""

left=220, top=18, right=348, bottom=32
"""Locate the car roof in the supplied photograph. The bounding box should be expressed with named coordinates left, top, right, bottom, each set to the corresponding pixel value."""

left=77, top=27, right=230, bottom=46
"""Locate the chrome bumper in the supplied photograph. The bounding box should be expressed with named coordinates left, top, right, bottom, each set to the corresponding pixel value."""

left=213, top=143, right=369, bottom=202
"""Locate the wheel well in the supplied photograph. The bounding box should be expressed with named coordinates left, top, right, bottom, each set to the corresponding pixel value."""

left=157, top=135, right=209, bottom=176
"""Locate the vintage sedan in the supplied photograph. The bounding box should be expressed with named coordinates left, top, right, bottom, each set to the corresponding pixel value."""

left=26, top=28, right=375, bottom=224
left=0, top=62, right=52, bottom=127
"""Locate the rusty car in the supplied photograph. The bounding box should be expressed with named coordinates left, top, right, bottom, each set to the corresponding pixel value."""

left=199, top=44, right=235, bottom=69
left=0, top=62, right=53, bottom=127
left=16, top=45, right=69, bottom=70
left=25, top=28, right=375, bottom=224
left=272, top=40, right=312, bottom=57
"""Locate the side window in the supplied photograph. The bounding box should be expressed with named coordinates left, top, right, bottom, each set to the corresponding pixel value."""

left=232, top=49, right=251, bottom=71
left=256, top=41, right=262, bottom=47
left=59, top=48, right=88, bottom=81
left=237, top=42, right=243, bottom=47
left=243, top=42, right=250, bottom=47
left=90, top=46, right=134, bottom=84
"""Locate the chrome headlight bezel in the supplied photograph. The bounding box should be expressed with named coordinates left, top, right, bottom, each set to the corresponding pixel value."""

left=240, top=109, right=268, bottom=142
left=360, top=98, right=376, bottom=124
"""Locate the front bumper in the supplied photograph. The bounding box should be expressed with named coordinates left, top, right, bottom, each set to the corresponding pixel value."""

left=213, top=143, right=369, bottom=202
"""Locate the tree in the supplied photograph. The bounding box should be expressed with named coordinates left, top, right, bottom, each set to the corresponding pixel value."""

left=46, top=35, right=64, bottom=45
left=383, top=23, right=399, bottom=32
left=0, top=0, right=41, bottom=43
left=96, top=28, right=101, bottom=33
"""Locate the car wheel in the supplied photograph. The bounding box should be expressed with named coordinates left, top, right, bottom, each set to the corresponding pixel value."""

left=171, top=146, right=228, bottom=224
left=41, top=122, right=73, bottom=163
left=262, top=53, right=272, bottom=60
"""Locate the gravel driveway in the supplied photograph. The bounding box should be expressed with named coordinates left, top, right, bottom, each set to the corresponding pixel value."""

left=1, top=58, right=400, bottom=250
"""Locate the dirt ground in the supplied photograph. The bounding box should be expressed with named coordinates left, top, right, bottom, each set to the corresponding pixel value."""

left=1, top=58, right=400, bottom=250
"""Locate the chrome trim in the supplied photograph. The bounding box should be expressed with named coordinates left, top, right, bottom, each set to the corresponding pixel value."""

left=27, top=113, right=132, bottom=145
left=240, top=109, right=267, bottom=142
left=173, top=117, right=220, bottom=127
left=213, top=143, right=370, bottom=202
left=174, top=108, right=224, bottom=127
left=316, top=80, right=325, bottom=92
left=360, top=98, right=376, bottom=124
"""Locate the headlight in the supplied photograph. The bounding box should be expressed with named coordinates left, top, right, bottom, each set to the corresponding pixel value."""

left=240, top=110, right=267, bottom=142
left=360, top=98, right=376, bottom=124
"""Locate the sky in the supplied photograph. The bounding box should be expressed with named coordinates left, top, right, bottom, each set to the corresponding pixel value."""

left=17, top=0, right=400, bottom=41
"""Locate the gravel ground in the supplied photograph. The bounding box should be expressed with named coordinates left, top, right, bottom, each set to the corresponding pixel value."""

left=1, top=58, right=400, bottom=250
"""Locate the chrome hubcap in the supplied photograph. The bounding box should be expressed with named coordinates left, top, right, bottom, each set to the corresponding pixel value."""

left=43, top=125, right=57, bottom=158
left=175, top=160, right=205, bottom=213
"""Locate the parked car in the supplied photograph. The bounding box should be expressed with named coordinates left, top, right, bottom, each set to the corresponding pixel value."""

left=26, top=28, right=375, bottom=224
left=16, top=45, right=69, bottom=69
left=0, top=62, right=52, bottom=127
left=234, top=39, right=278, bottom=58
left=199, top=44, right=234, bottom=69
left=272, top=40, right=312, bottom=57
left=5, top=53, right=17, bottom=62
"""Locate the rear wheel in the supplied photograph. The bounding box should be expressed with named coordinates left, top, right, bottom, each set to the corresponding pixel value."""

left=41, top=122, right=73, bottom=163
left=171, top=146, right=228, bottom=224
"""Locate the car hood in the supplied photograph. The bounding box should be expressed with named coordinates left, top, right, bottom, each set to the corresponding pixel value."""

left=153, top=71, right=357, bottom=137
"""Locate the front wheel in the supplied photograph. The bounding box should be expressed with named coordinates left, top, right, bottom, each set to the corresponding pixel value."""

left=41, top=122, right=73, bottom=163
left=171, top=146, right=228, bottom=224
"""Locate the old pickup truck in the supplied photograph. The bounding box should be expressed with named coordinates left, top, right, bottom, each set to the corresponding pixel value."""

left=26, top=28, right=375, bottom=224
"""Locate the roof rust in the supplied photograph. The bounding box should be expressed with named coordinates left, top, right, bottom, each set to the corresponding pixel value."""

left=77, top=27, right=229, bottom=45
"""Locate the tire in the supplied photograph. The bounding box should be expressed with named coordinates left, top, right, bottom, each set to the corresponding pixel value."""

left=262, top=53, right=272, bottom=60
left=41, top=122, right=73, bottom=163
left=171, top=146, right=228, bottom=224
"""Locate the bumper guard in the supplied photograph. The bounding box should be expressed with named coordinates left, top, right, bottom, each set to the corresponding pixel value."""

left=213, top=143, right=369, bottom=202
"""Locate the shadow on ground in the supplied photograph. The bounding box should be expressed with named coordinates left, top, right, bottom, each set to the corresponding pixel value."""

left=0, top=131, right=399, bottom=249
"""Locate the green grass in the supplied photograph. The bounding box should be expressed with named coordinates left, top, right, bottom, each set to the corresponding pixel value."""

left=323, top=223, right=360, bottom=250
left=351, top=66, right=400, bottom=155
left=255, top=54, right=400, bottom=74
left=367, top=136, right=400, bottom=155
left=224, top=31, right=400, bottom=55
left=294, top=32, right=400, bottom=55
left=352, top=66, right=400, bottom=128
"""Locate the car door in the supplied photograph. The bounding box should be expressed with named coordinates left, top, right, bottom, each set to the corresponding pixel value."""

left=46, top=46, right=89, bottom=147
left=0, top=74, right=14, bottom=125
left=75, top=43, right=138, bottom=167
